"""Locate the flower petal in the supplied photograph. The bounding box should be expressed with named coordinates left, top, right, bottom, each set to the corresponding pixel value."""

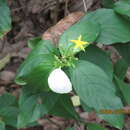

left=48, top=68, right=72, bottom=94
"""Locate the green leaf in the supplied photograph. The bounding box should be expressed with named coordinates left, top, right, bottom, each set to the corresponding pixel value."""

left=17, top=95, right=45, bottom=128
left=79, top=45, right=113, bottom=79
left=16, top=54, right=56, bottom=90
left=0, top=93, right=17, bottom=108
left=59, top=20, right=100, bottom=57
left=27, top=40, right=58, bottom=58
left=43, top=93, right=79, bottom=119
left=0, top=93, right=18, bottom=127
left=82, top=9, right=130, bottom=44
left=0, top=0, right=11, bottom=38
left=87, top=123, right=107, bottom=130
left=69, top=60, right=124, bottom=129
left=18, top=86, right=38, bottom=107
left=114, top=43, right=130, bottom=66
left=81, top=100, right=94, bottom=112
left=6, top=126, right=17, bottom=130
left=28, top=37, right=42, bottom=49
left=114, top=0, right=130, bottom=17
left=18, top=88, right=79, bottom=128
left=114, top=76, right=130, bottom=105
left=25, top=122, right=39, bottom=128
left=114, top=59, right=128, bottom=80
left=0, top=107, right=18, bottom=127
left=0, top=121, right=5, bottom=130
left=65, top=127, right=74, bottom=130
left=15, top=41, right=58, bottom=91
left=102, top=0, right=115, bottom=8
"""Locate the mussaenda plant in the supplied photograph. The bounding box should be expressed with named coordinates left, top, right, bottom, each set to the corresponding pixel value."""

left=15, top=6, right=130, bottom=129
left=1, top=0, right=130, bottom=129
left=47, top=34, right=90, bottom=94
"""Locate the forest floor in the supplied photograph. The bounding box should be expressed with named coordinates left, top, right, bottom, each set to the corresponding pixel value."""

left=0, top=0, right=130, bottom=130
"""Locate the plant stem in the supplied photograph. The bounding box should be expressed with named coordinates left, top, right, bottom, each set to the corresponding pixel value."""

left=83, top=0, right=87, bottom=12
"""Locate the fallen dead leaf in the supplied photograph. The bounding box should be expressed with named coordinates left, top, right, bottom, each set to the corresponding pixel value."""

left=73, top=123, right=84, bottom=130
left=38, top=118, right=59, bottom=130
left=18, top=47, right=32, bottom=58
left=0, top=71, right=15, bottom=85
left=0, top=87, right=6, bottom=95
left=12, top=87, right=21, bottom=98
left=80, top=112, right=102, bottom=123
left=42, top=12, right=84, bottom=45
left=124, top=115, right=130, bottom=130
left=0, top=54, right=11, bottom=71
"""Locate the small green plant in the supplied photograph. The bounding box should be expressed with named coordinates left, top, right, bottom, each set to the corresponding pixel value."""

left=1, top=0, right=130, bottom=129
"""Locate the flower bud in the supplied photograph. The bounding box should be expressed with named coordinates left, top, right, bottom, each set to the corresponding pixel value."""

left=48, top=68, right=72, bottom=94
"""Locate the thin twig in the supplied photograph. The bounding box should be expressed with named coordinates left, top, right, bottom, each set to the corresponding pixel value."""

left=54, top=0, right=60, bottom=24
left=64, top=0, right=69, bottom=16
left=0, top=37, right=6, bottom=53
left=82, top=0, right=87, bottom=12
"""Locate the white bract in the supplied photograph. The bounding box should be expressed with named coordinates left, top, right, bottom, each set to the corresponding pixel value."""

left=48, top=68, right=72, bottom=94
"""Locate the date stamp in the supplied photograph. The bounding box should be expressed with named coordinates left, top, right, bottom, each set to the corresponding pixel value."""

left=99, top=109, right=130, bottom=114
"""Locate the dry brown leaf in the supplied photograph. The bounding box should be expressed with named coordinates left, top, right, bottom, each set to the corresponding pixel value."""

left=125, top=115, right=130, bottom=130
left=0, top=71, right=15, bottom=85
left=0, top=87, right=6, bottom=95
left=70, top=0, right=94, bottom=12
left=42, top=12, right=84, bottom=45
left=0, top=54, right=11, bottom=71
left=80, top=112, right=102, bottom=123
left=18, top=47, right=31, bottom=58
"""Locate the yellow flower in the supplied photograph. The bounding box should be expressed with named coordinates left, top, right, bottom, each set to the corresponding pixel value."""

left=70, top=35, right=89, bottom=51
